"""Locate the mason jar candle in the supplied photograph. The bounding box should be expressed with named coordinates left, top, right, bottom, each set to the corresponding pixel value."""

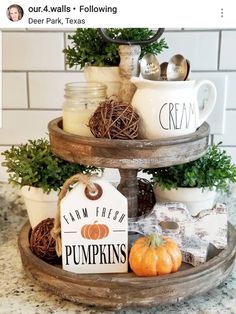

left=63, top=82, right=107, bottom=137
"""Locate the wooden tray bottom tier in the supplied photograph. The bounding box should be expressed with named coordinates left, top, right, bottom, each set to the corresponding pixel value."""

left=18, top=222, right=236, bottom=311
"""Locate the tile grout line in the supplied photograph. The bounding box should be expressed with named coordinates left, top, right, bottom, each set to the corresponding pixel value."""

left=217, top=30, right=222, bottom=70
left=26, top=72, right=30, bottom=109
left=63, top=32, right=67, bottom=71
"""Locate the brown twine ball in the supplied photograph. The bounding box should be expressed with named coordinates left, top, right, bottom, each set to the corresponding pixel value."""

left=137, top=178, right=156, bottom=216
left=89, top=99, right=140, bottom=139
left=30, top=218, right=61, bottom=264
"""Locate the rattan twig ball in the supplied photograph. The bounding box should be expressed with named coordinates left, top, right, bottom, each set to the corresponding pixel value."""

left=89, top=99, right=140, bottom=139
left=30, top=218, right=61, bottom=264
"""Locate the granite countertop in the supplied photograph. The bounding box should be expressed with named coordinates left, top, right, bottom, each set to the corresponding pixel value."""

left=0, top=183, right=235, bottom=314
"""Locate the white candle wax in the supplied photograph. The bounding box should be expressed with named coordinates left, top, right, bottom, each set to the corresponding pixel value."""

left=63, top=108, right=94, bottom=137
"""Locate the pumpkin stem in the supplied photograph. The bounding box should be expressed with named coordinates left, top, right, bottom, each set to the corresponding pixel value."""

left=146, top=233, right=166, bottom=247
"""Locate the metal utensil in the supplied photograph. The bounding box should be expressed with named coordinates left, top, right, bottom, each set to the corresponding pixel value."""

left=184, top=59, right=191, bottom=80
left=140, top=53, right=160, bottom=80
left=160, top=62, right=168, bottom=80
left=167, top=54, right=188, bottom=81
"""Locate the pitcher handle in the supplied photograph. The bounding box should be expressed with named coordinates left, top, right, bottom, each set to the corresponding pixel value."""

left=194, top=80, right=217, bottom=127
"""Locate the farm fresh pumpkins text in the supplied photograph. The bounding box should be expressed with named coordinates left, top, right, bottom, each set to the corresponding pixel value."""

left=60, top=179, right=128, bottom=274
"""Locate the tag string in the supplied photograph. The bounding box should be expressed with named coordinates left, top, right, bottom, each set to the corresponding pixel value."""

left=51, top=173, right=97, bottom=257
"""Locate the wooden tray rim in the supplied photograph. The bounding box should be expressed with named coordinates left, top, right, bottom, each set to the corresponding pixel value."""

left=19, top=222, right=236, bottom=284
left=48, top=117, right=210, bottom=149
left=18, top=222, right=236, bottom=309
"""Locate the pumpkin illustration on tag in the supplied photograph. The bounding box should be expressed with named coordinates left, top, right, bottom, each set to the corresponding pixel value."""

left=81, top=221, right=109, bottom=240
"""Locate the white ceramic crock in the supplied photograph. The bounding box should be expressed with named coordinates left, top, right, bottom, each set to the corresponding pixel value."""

left=131, top=78, right=217, bottom=139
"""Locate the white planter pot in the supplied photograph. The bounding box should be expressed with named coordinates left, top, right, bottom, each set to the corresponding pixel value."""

left=154, top=186, right=217, bottom=216
left=84, top=66, right=121, bottom=97
left=21, top=186, right=58, bottom=228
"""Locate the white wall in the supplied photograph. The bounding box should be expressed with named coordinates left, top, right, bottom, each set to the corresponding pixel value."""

left=1, top=28, right=236, bottom=181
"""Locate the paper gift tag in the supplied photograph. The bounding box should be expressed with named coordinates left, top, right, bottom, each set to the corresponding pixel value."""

left=60, top=177, right=128, bottom=274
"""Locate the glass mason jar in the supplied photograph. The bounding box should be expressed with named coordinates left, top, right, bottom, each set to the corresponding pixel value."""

left=62, top=82, right=107, bottom=137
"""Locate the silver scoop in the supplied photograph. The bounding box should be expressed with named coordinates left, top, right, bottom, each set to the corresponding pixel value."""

left=160, top=62, right=168, bottom=80
left=140, top=53, right=160, bottom=81
left=167, top=54, right=189, bottom=81
left=184, top=59, right=191, bottom=80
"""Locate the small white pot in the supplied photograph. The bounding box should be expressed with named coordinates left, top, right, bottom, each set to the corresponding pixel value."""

left=154, top=186, right=217, bottom=216
left=84, top=66, right=121, bottom=97
left=21, top=186, right=58, bottom=229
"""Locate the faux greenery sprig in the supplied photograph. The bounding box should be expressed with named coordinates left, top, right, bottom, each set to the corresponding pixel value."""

left=64, top=28, right=168, bottom=69
left=143, top=143, right=236, bottom=193
left=1, top=138, right=102, bottom=194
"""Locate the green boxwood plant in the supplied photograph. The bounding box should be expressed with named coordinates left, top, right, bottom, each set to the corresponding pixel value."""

left=1, top=138, right=102, bottom=194
left=64, top=28, right=168, bottom=69
left=144, top=143, right=236, bottom=193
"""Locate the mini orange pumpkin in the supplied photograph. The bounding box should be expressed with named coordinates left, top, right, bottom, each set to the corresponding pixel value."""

left=81, top=221, right=109, bottom=240
left=129, top=233, right=182, bottom=276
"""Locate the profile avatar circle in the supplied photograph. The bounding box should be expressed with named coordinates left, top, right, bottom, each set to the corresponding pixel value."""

left=7, top=4, right=24, bottom=22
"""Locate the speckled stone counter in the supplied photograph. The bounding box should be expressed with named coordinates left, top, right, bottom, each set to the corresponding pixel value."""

left=0, top=183, right=235, bottom=314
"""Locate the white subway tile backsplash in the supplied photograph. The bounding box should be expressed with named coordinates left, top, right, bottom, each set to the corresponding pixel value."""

left=3, top=29, right=27, bottom=31
left=225, top=72, right=236, bottom=109
left=29, top=72, right=85, bottom=109
left=158, top=32, right=219, bottom=71
left=3, top=73, right=27, bottom=108
left=2, top=32, right=64, bottom=70
left=214, top=111, right=236, bottom=146
left=165, top=29, right=183, bottom=31
left=190, top=72, right=227, bottom=135
left=0, top=110, right=61, bottom=145
left=0, top=146, right=10, bottom=182
left=221, top=147, right=236, bottom=165
left=220, top=31, right=236, bottom=70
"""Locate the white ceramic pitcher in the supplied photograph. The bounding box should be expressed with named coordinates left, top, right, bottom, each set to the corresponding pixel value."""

left=131, top=78, right=217, bottom=139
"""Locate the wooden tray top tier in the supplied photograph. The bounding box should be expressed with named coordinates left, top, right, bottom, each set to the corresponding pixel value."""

left=48, top=117, right=210, bottom=169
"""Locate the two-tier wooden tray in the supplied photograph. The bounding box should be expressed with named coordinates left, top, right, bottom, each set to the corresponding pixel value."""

left=18, top=117, right=236, bottom=310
